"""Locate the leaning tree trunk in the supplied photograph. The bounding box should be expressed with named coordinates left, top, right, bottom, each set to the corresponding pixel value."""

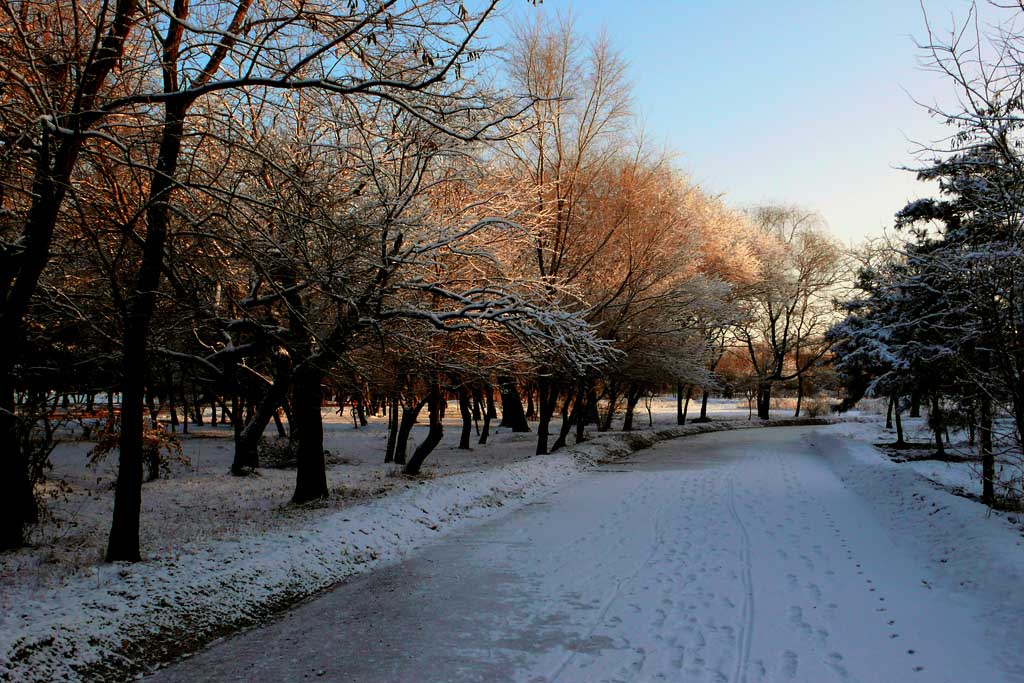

left=290, top=366, right=328, bottom=503
left=272, top=409, right=286, bottom=438
left=693, top=387, right=712, bottom=423
left=622, top=384, right=642, bottom=432
left=232, top=368, right=291, bottom=475
left=498, top=376, right=529, bottom=432
left=886, top=395, right=894, bottom=430
left=551, top=383, right=581, bottom=452
left=678, top=385, right=693, bottom=425
left=486, top=387, right=498, bottom=419
left=394, top=397, right=428, bottom=465
left=404, top=382, right=443, bottom=476
left=471, top=390, right=482, bottom=423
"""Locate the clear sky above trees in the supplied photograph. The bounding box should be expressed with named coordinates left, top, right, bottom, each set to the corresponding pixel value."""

left=500, top=0, right=988, bottom=244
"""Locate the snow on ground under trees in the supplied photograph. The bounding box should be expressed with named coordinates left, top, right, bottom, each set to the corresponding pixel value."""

left=2, top=400, right=1022, bottom=682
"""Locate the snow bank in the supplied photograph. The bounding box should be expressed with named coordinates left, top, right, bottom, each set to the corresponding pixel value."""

left=820, top=422, right=1024, bottom=671
left=0, top=416, right=838, bottom=683
left=573, top=416, right=839, bottom=464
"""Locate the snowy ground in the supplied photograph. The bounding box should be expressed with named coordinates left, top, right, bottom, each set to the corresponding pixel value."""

left=3, top=397, right=750, bottom=595
left=144, top=423, right=1024, bottom=683
left=862, top=412, right=1024, bottom=504
left=8, top=398, right=1020, bottom=682
left=0, top=397, right=774, bottom=682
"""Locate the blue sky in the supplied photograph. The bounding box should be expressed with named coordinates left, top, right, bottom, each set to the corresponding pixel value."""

left=499, top=1, right=986, bottom=244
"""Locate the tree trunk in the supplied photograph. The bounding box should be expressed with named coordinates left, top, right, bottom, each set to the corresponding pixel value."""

left=167, top=376, right=179, bottom=433
left=180, top=387, right=190, bottom=435
left=536, top=376, right=558, bottom=455
left=146, top=388, right=159, bottom=430
left=395, top=397, right=428, bottom=465
left=967, top=403, right=976, bottom=447
left=551, top=384, right=579, bottom=452
left=599, top=381, right=619, bottom=432
left=794, top=376, right=804, bottom=417
left=486, top=390, right=498, bottom=420
left=893, top=393, right=905, bottom=447
left=0, top=131, right=90, bottom=552
left=980, top=392, right=995, bottom=506
left=458, top=385, right=473, bottom=450
left=622, top=384, right=642, bottom=432
left=384, top=394, right=400, bottom=463
left=479, top=387, right=494, bottom=445
left=678, top=386, right=693, bottom=425
left=355, top=397, right=368, bottom=427
left=0, top=371, right=36, bottom=550
left=885, top=394, right=894, bottom=430
left=676, top=383, right=686, bottom=425
left=577, top=387, right=595, bottom=444
left=930, top=394, right=945, bottom=457
left=193, top=395, right=205, bottom=426
left=909, top=391, right=922, bottom=418
left=231, top=393, right=242, bottom=443
left=107, top=337, right=148, bottom=562
left=498, top=376, right=529, bottom=432
left=404, top=382, right=443, bottom=476
left=471, top=391, right=482, bottom=422
left=290, top=366, right=328, bottom=503
left=106, top=101, right=188, bottom=562
left=232, top=370, right=290, bottom=475
left=756, top=381, right=771, bottom=420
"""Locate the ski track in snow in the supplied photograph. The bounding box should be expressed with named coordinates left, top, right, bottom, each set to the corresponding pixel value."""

left=143, top=425, right=1024, bottom=683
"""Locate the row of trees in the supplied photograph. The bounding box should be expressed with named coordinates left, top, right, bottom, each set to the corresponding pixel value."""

left=830, top=2, right=1024, bottom=508
left=1, top=1, right=844, bottom=560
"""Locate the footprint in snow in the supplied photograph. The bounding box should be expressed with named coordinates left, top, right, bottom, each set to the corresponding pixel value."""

left=826, top=652, right=850, bottom=679
left=780, top=650, right=799, bottom=678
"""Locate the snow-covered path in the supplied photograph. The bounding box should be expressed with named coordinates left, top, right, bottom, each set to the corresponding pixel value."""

left=147, top=426, right=1023, bottom=683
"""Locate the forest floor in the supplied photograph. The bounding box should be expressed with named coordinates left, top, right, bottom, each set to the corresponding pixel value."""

left=2, top=401, right=1021, bottom=681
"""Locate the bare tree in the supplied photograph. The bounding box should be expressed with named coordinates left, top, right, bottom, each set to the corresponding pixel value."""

left=736, top=206, right=844, bottom=419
